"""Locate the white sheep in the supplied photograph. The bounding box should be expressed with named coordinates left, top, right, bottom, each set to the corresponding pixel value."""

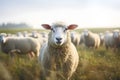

left=39, top=32, right=48, bottom=43
left=113, top=29, right=120, bottom=50
left=22, top=31, right=29, bottom=37
left=30, top=31, right=40, bottom=38
left=38, top=22, right=79, bottom=80
left=83, top=30, right=100, bottom=48
left=79, top=32, right=85, bottom=45
left=0, top=36, right=40, bottom=57
left=70, top=31, right=81, bottom=46
left=99, top=33, right=105, bottom=46
left=16, top=32, right=24, bottom=37
left=104, top=31, right=114, bottom=49
left=104, top=30, right=120, bottom=51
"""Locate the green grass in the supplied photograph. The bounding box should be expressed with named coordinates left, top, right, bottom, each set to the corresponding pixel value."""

left=0, top=28, right=47, bottom=34
left=0, top=46, right=120, bottom=80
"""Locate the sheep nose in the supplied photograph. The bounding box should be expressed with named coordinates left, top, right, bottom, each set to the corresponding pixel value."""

left=56, top=38, right=62, bottom=41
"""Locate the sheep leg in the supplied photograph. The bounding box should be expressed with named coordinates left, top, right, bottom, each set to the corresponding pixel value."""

left=28, top=52, right=35, bottom=59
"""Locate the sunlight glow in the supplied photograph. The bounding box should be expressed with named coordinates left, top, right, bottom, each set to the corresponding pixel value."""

left=0, top=0, right=120, bottom=29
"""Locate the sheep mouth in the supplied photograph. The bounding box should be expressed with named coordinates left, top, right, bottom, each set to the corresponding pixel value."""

left=56, top=41, right=62, bottom=45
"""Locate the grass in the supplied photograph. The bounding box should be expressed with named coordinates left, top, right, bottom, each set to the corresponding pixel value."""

left=0, top=28, right=120, bottom=80
left=75, top=27, right=120, bottom=33
left=74, top=46, right=120, bottom=80
left=0, top=46, right=120, bottom=80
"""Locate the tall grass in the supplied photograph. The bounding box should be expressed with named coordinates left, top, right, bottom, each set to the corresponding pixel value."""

left=0, top=45, right=120, bottom=80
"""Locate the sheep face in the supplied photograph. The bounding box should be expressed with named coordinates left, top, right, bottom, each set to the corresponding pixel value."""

left=0, top=35, right=6, bottom=43
left=113, top=31, right=120, bottom=39
left=50, top=27, right=68, bottom=46
left=41, top=22, right=78, bottom=46
left=83, top=30, right=89, bottom=37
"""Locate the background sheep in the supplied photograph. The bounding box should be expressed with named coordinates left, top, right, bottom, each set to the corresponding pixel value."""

left=104, top=31, right=115, bottom=50
left=70, top=31, right=81, bottom=46
left=39, top=22, right=79, bottom=80
left=99, top=33, right=105, bottom=46
left=112, top=29, right=120, bottom=48
left=105, top=30, right=120, bottom=51
left=16, top=32, right=24, bottom=37
left=39, top=32, right=48, bottom=43
left=83, top=30, right=100, bottom=48
left=0, top=36, right=40, bottom=57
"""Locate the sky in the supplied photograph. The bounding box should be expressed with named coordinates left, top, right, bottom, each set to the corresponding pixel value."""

left=0, top=0, right=120, bottom=28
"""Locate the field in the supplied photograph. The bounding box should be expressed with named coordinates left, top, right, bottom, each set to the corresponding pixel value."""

left=0, top=28, right=120, bottom=80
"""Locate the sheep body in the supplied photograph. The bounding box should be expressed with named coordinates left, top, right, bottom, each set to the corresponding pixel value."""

left=104, top=32, right=114, bottom=49
left=104, top=30, right=120, bottom=50
left=0, top=37, right=40, bottom=57
left=99, top=33, right=105, bottom=46
left=71, top=31, right=80, bottom=46
left=83, top=30, right=100, bottom=48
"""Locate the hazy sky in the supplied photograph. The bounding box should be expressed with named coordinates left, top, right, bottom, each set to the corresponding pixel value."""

left=1, top=0, right=120, bottom=28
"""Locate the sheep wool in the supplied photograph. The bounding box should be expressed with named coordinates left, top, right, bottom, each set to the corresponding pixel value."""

left=83, top=30, right=100, bottom=48
left=0, top=36, right=40, bottom=57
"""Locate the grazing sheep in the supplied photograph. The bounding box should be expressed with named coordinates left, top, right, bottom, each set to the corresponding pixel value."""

left=39, top=22, right=79, bottom=80
left=70, top=31, right=81, bottom=46
left=0, top=36, right=40, bottom=57
left=83, top=30, right=100, bottom=48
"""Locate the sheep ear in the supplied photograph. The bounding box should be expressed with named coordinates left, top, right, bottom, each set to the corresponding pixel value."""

left=41, top=24, right=51, bottom=30
left=67, top=24, right=78, bottom=30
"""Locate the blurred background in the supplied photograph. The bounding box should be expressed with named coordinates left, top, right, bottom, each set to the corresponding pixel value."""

left=0, top=0, right=120, bottom=29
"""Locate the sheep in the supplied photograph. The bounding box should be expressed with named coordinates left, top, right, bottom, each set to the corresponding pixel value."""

left=39, top=32, right=48, bottom=43
left=113, top=29, right=120, bottom=39
left=16, top=32, right=23, bottom=37
left=30, top=31, right=40, bottom=38
left=70, top=31, right=81, bottom=46
left=113, top=29, right=120, bottom=51
left=83, top=29, right=100, bottom=48
left=0, top=35, right=40, bottom=57
left=79, top=32, right=85, bottom=45
left=40, top=32, right=48, bottom=38
left=104, top=29, right=120, bottom=51
left=38, top=22, right=79, bottom=80
left=22, top=31, right=29, bottom=37
left=99, top=33, right=105, bottom=46
left=104, top=31, right=114, bottom=49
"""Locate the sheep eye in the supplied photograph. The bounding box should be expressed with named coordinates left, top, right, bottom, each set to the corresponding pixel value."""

left=51, top=28, right=55, bottom=32
left=64, top=28, right=67, bottom=32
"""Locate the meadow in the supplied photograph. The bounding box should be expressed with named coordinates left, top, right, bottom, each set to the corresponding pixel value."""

left=0, top=28, right=120, bottom=80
